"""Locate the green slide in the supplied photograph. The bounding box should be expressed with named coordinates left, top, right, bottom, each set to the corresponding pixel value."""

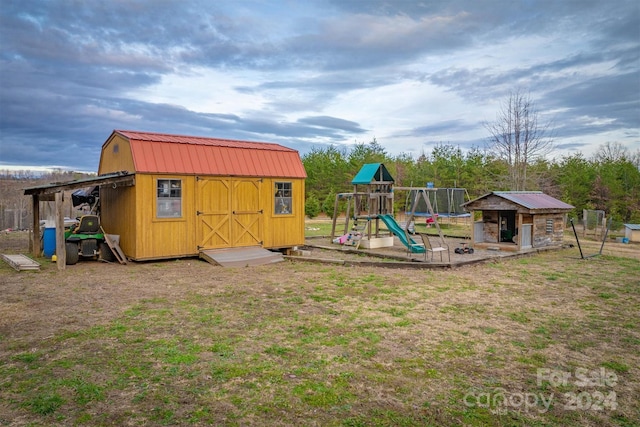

left=378, top=214, right=425, bottom=253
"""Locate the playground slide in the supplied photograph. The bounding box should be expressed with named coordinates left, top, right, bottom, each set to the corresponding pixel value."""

left=378, top=214, right=425, bottom=253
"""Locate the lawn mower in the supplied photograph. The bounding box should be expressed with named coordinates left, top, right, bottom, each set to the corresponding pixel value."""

left=64, top=187, right=115, bottom=265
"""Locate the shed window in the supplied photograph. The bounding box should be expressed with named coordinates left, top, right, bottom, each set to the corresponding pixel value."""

left=546, top=219, right=554, bottom=234
left=275, top=182, right=292, bottom=215
left=157, top=179, right=182, bottom=218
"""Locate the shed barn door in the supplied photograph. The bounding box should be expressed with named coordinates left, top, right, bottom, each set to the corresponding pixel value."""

left=231, top=179, right=263, bottom=247
left=196, top=178, right=231, bottom=249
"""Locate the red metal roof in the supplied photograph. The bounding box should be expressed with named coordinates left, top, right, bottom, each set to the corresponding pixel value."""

left=113, top=130, right=306, bottom=178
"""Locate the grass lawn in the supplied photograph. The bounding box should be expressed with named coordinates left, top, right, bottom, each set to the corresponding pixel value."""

left=306, top=217, right=472, bottom=238
left=0, top=232, right=638, bottom=426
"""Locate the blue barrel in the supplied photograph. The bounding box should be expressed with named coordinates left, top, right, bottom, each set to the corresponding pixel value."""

left=622, top=237, right=629, bottom=244
left=43, top=227, right=56, bottom=257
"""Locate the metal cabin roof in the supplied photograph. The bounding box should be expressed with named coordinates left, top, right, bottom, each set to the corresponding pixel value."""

left=462, top=191, right=574, bottom=210
left=351, top=163, right=394, bottom=185
left=113, top=130, right=307, bottom=178
left=24, top=171, right=135, bottom=196
left=624, top=224, right=640, bottom=230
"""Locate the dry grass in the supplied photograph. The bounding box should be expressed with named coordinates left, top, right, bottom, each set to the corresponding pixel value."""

left=0, top=231, right=638, bottom=426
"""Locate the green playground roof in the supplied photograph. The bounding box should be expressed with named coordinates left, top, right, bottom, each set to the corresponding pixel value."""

left=351, top=163, right=394, bottom=185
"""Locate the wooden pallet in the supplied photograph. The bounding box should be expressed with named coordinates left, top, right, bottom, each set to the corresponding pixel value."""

left=102, top=231, right=128, bottom=264
left=1, top=254, right=41, bottom=271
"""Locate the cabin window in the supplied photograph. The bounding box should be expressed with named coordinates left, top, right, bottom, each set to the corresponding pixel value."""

left=274, top=182, right=292, bottom=215
left=546, top=219, right=554, bottom=234
left=157, top=179, right=182, bottom=218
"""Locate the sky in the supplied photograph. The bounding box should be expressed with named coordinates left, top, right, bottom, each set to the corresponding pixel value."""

left=1, top=0, right=639, bottom=173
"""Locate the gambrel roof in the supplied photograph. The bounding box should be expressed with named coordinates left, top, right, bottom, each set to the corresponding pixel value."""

left=104, top=130, right=306, bottom=178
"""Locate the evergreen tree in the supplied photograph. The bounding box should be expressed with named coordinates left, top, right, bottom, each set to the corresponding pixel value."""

left=304, top=194, right=321, bottom=219
left=298, top=138, right=639, bottom=229
left=322, top=189, right=338, bottom=217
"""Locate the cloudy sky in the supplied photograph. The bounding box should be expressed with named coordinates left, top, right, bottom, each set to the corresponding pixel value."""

left=1, top=0, right=639, bottom=172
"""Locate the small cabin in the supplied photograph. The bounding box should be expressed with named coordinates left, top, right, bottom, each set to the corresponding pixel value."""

left=98, top=130, right=307, bottom=261
left=461, top=191, right=574, bottom=252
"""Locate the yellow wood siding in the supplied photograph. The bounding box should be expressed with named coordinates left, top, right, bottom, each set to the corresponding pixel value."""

left=100, top=174, right=304, bottom=260
left=134, top=175, right=197, bottom=260
left=100, top=183, right=137, bottom=257
left=262, top=178, right=305, bottom=248
left=99, top=175, right=197, bottom=261
left=98, top=134, right=135, bottom=174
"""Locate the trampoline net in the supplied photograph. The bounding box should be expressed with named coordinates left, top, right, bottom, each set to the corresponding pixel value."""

left=407, top=188, right=469, bottom=217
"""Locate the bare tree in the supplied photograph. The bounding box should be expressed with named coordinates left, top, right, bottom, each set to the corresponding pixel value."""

left=593, top=141, right=629, bottom=163
left=484, top=90, right=554, bottom=190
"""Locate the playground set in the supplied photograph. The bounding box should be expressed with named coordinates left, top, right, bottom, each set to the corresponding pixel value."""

left=329, top=163, right=469, bottom=260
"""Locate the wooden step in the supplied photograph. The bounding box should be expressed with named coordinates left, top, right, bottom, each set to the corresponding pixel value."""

left=200, top=246, right=283, bottom=267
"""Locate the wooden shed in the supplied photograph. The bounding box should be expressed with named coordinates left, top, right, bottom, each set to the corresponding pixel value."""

left=623, top=224, right=640, bottom=243
left=98, top=130, right=307, bottom=261
left=461, top=191, right=574, bottom=252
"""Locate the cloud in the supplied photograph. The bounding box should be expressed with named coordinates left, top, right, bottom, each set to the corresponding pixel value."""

left=297, top=116, right=366, bottom=133
left=405, top=120, right=478, bottom=138
left=545, top=70, right=640, bottom=132
left=0, top=0, right=638, bottom=171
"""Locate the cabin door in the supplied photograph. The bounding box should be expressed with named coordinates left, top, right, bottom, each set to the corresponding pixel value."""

left=231, top=179, right=263, bottom=247
left=499, top=211, right=517, bottom=243
left=196, top=178, right=231, bottom=249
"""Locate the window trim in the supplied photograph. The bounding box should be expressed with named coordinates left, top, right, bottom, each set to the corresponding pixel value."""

left=274, top=181, right=293, bottom=216
left=156, top=178, right=183, bottom=219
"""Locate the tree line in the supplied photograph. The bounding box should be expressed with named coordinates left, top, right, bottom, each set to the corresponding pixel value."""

left=0, top=169, right=92, bottom=230
left=302, top=140, right=640, bottom=226
left=1, top=137, right=638, bottom=231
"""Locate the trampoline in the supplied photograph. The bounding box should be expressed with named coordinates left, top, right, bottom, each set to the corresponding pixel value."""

left=405, top=188, right=470, bottom=219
